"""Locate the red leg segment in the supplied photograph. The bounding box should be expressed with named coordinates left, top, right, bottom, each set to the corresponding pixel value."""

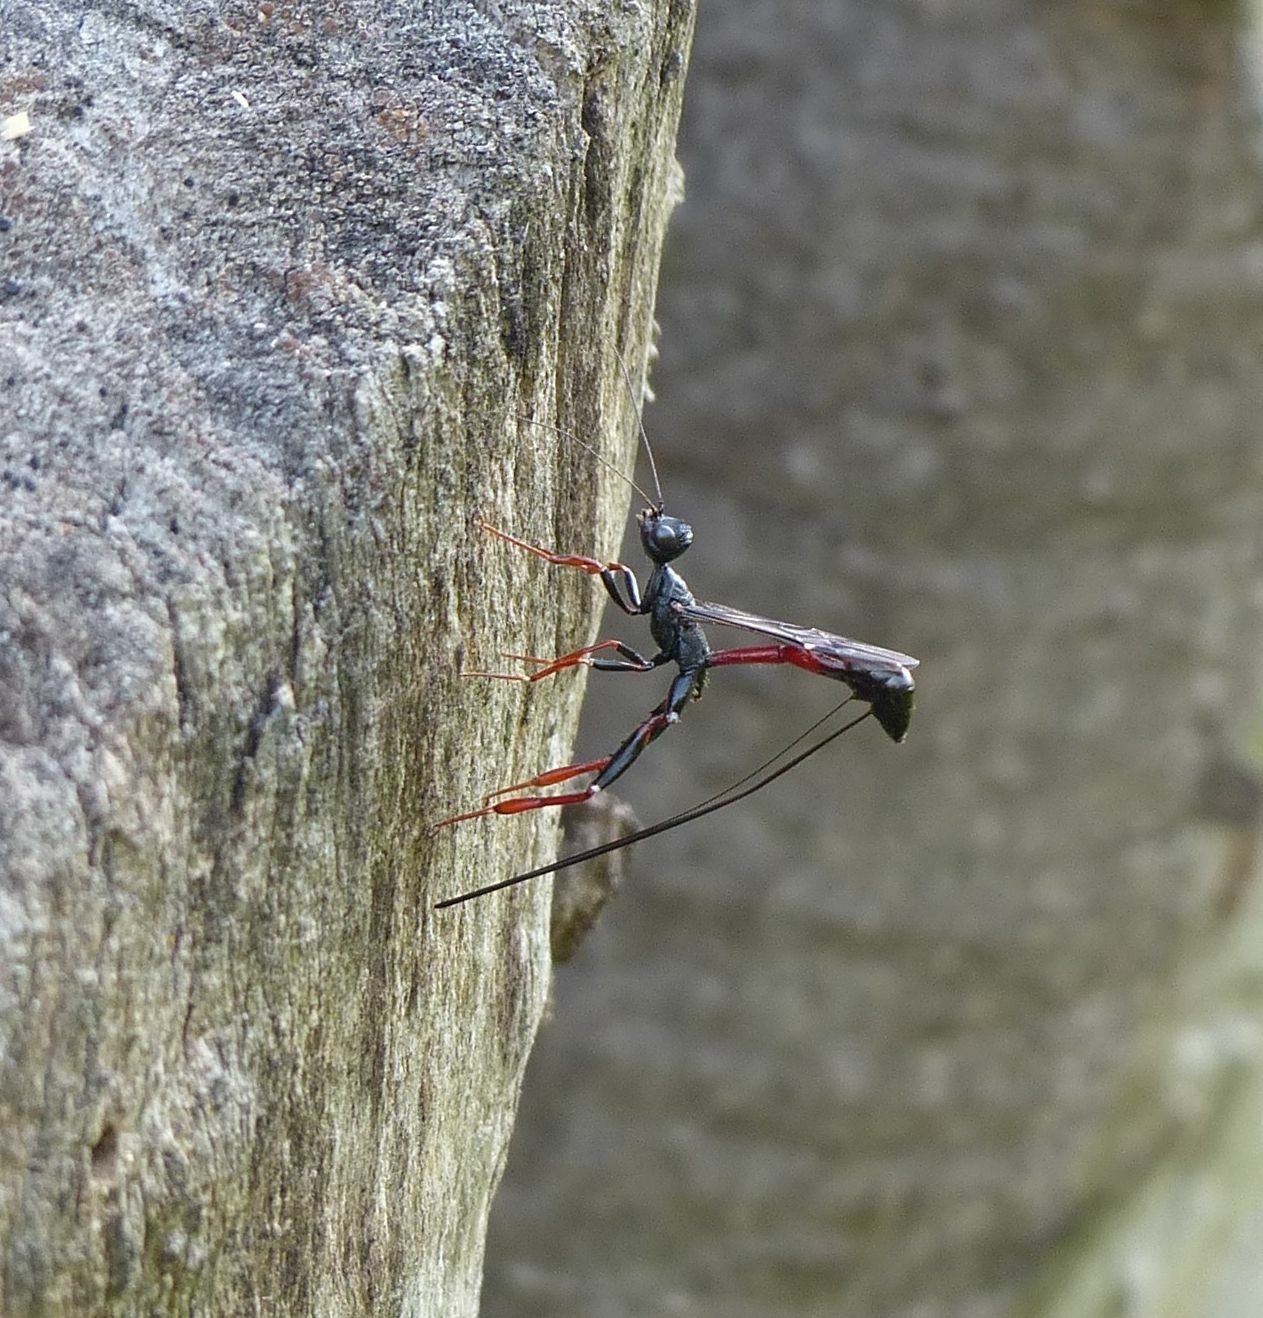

left=432, top=756, right=612, bottom=828
left=478, top=519, right=629, bottom=578
left=478, top=519, right=646, bottom=617
left=485, top=758, right=610, bottom=800
left=480, top=639, right=637, bottom=683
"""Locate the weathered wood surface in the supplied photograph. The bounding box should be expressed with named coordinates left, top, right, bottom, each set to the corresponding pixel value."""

left=0, top=1, right=693, bottom=1313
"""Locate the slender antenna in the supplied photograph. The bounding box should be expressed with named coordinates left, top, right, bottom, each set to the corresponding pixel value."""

left=433, top=702, right=871, bottom=909
left=516, top=413, right=657, bottom=508
left=611, top=345, right=665, bottom=509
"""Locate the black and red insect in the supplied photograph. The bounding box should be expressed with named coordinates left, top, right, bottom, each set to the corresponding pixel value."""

left=433, top=364, right=918, bottom=908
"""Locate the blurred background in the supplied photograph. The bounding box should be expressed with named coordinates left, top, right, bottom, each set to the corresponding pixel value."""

left=483, top=3, right=1263, bottom=1315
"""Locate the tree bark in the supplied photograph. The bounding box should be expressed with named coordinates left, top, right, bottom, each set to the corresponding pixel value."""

left=0, top=2, right=693, bottom=1314
left=485, top=4, right=1263, bottom=1316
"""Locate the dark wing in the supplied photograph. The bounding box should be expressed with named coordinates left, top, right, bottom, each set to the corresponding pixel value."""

left=677, top=598, right=920, bottom=672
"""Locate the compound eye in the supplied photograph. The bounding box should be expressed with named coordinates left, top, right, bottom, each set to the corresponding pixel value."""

left=647, top=516, right=693, bottom=560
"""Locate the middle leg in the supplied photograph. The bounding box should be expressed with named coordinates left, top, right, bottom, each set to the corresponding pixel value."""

left=465, top=638, right=665, bottom=684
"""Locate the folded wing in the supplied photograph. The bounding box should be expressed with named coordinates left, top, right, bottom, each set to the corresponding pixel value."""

left=677, top=598, right=919, bottom=673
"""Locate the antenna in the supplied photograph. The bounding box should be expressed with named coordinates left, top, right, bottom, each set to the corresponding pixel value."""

left=515, top=343, right=665, bottom=510
left=516, top=413, right=657, bottom=508
left=611, top=345, right=665, bottom=509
